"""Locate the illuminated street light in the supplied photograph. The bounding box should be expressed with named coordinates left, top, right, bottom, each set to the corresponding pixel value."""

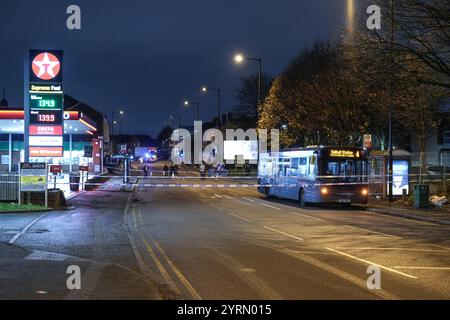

left=111, top=109, right=125, bottom=136
left=184, top=100, right=200, bottom=121
left=234, top=54, right=244, bottom=64
left=233, top=52, right=263, bottom=106
left=201, top=86, right=222, bottom=127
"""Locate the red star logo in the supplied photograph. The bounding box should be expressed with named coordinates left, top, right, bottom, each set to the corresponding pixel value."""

left=32, top=52, right=61, bottom=80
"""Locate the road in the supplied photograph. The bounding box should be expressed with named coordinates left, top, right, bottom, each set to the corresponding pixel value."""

left=1, top=160, right=450, bottom=299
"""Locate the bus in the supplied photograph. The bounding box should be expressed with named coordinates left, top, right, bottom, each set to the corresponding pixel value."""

left=257, top=146, right=369, bottom=206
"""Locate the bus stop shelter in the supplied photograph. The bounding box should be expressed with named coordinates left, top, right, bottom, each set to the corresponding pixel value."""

left=369, top=149, right=412, bottom=199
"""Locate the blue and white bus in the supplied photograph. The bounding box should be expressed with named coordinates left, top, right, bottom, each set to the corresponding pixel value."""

left=258, top=146, right=369, bottom=206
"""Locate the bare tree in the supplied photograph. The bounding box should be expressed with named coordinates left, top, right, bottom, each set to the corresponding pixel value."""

left=362, top=0, right=450, bottom=91
left=234, top=73, right=273, bottom=119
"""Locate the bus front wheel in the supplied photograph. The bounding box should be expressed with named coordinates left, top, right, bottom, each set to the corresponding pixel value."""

left=298, top=189, right=306, bottom=207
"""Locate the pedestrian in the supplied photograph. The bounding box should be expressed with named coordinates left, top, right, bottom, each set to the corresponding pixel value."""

left=169, top=164, right=174, bottom=177
left=143, top=165, right=149, bottom=177
left=199, top=163, right=206, bottom=180
left=173, top=164, right=179, bottom=176
left=163, top=164, right=169, bottom=177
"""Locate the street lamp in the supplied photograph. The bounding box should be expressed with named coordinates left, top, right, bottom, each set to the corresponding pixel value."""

left=169, top=115, right=182, bottom=128
left=113, top=120, right=122, bottom=135
left=111, top=109, right=125, bottom=136
left=201, top=86, right=222, bottom=127
left=184, top=100, right=200, bottom=121
left=234, top=53, right=263, bottom=106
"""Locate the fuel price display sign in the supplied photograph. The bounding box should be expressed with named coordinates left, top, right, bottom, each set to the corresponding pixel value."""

left=27, top=50, right=64, bottom=158
left=29, top=92, right=63, bottom=110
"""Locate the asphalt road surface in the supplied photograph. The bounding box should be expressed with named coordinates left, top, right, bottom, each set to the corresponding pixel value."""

left=1, top=161, right=450, bottom=299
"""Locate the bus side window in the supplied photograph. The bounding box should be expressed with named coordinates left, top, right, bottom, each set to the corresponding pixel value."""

left=290, top=158, right=299, bottom=176
left=298, top=158, right=307, bottom=179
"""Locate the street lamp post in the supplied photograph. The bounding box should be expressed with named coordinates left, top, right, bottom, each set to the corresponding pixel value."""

left=202, top=87, right=221, bottom=127
left=234, top=53, right=263, bottom=106
left=170, top=115, right=182, bottom=128
left=184, top=100, right=200, bottom=121
left=388, top=0, right=395, bottom=202
left=111, top=109, right=124, bottom=136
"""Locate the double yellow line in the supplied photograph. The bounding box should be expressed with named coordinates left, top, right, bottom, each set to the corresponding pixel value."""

left=126, top=199, right=201, bottom=300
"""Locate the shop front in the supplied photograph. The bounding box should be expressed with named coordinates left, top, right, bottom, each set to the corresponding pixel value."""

left=0, top=109, right=99, bottom=173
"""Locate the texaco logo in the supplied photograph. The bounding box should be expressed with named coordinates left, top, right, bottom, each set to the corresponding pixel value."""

left=32, top=52, right=61, bottom=80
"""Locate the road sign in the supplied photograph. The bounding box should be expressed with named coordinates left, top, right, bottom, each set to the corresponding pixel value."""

left=20, top=162, right=47, bottom=192
left=363, top=134, right=373, bottom=149
left=50, top=165, right=62, bottom=174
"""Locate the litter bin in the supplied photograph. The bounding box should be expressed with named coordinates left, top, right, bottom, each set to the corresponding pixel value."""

left=414, top=184, right=429, bottom=209
left=69, top=172, right=81, bottom=192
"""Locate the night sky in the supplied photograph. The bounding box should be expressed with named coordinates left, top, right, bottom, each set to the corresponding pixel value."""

left=0, top=0, right=348, bottom=137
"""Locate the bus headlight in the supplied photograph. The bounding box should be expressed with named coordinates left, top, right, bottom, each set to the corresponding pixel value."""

left=321, top=187, right=329, bottom=195
left=362, top=188, right=368, bottom=196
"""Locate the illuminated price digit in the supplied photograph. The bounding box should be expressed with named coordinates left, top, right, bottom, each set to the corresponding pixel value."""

left=38, top=114, right=55, bottom=122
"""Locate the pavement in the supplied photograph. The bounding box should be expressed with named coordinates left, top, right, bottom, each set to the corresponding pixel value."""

left=1, top=160, right=450, bottom=299
left=364, top=198, right=450, bottom=226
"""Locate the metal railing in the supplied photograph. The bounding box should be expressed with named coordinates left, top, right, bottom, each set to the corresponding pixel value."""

left=0, top=173, right=19, bottom=201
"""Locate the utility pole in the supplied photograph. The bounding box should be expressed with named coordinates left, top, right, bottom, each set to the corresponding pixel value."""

left=388, top=0, right=395, bottom=202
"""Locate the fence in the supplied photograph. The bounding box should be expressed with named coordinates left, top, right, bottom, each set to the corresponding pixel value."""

left=0, top=173, right=19, bottom=201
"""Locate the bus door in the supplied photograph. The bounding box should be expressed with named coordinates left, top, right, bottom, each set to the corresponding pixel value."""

left=285, top=158, right=299, bottom=200
left=275, top=157, right=291, bottom=198
left=304, top=155, right=317, bottom=201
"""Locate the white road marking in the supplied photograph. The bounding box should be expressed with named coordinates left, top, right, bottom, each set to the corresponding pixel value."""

left=241, top=196, right=256, bottom=203
left=226, top=212, right=250, bottom=222
left=393, top=266, right=450, bottom=270
left=343, top=225, right=402, bottom=239
left=260, top=203, right=281, bottom=211
left=326, top=247, right=418, bottom=279
left=263, top=226, right=304, bottom=241
left=209, top=203, right=224, bottom=211
left=223, top=195, right=233, bottom=200
left=430, top=244, right=450, bottom=251
left=9, top=212, right=50, bottom=244
left=214, top=194, right=222, bottom=198
left=338, top=247, right=449, bottom=253
left=290, top=211, right=323, bottom=221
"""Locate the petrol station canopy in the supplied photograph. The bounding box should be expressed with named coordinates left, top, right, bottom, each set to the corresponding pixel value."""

left=0, top=109, right=97, bottom=135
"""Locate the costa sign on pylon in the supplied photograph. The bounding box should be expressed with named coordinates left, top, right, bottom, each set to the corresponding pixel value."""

left=29, top=50, right=63, bottom=83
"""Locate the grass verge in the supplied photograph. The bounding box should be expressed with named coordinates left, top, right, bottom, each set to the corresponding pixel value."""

left=0, top=203, right=50, bottom=213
